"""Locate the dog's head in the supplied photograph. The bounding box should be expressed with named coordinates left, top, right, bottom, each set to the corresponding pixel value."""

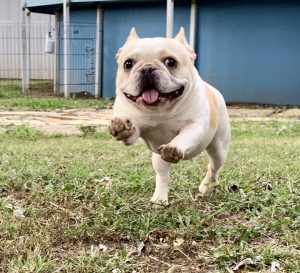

left=115, top=27, right=197, bottom=108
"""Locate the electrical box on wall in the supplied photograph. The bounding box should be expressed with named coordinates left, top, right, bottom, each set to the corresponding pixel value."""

left=45, top=31, right=55, bottom=54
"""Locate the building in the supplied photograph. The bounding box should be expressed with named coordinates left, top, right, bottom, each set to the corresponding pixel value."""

left=0, top=0, right=54, bottom=80
left=25, top=0, right=300, bottom=105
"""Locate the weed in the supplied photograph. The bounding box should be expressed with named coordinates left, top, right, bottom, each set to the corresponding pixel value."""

left=0, top=121, right=299, bottom=272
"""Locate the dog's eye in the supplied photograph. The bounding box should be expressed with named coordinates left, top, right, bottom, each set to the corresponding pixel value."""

left=164, top=57, right=177, bottom=68
left=124, top=59, right=134, bottom=70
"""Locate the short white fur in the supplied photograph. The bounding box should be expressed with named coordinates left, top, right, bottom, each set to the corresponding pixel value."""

left=108, top=27, right=231, bottom=205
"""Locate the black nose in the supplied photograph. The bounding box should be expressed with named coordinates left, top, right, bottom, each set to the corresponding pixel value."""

left=141, top=66, right=156, bottom=79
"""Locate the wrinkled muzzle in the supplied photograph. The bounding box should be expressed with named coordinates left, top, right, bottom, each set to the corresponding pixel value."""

left=123, top=65, right=185, bottom=106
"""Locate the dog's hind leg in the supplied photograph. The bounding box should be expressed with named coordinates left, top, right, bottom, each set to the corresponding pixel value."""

left=199, top=124, right=230, bottom=196
left=151, top=153, right=171, bottom=205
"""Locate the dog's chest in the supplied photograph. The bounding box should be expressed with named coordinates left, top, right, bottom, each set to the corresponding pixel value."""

left=140, top=122, right=182, bottom=152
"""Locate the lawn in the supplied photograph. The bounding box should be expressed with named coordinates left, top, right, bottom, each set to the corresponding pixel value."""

left=0, top=120, right=299, bottom=272
left=0, top=80, right=111, bottom=110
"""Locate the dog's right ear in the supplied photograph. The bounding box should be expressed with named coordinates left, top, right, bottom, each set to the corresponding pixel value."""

left=174, top=27, right=196, bottom=61
left=116, top=27, right=139, bottom=60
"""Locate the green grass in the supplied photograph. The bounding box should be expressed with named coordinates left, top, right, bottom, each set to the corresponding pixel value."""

left=0, top=81, right=111, bottom=110
left=0, top=97, right=111, bottom=110
left=0, top=120, right=299, bottom=272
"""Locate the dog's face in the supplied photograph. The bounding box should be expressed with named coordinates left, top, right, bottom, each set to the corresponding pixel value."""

left=116, top=28, right=196, bottom=107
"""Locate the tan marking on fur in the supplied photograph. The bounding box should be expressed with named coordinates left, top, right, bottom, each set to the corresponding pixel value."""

left=204, top=83, right=218, bottom=129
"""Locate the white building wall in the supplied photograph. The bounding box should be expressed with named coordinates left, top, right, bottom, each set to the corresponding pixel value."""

left=0, top=0, right=55, bottom=80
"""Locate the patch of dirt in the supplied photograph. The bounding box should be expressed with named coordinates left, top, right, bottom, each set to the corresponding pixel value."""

left=0, top=109, right=112, bottom=135
left=0, top=106, right=299, bottom=134
left=228, top=105, right=300, bottom=119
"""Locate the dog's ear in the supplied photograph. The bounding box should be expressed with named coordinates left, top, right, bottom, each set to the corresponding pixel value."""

left=126, top=27, right=139, bottom=42
left=116, top=27, right=139, bottom=60
left=174, top=27, right=196, bottom=61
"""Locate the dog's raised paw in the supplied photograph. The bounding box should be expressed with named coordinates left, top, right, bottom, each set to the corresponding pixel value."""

left=108, top=117, right=135, bottom=141
left=159, top=144, right=184, bottom=163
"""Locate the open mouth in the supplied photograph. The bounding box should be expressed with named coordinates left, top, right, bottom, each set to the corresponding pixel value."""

left=124, top=86, right=184, bottom=106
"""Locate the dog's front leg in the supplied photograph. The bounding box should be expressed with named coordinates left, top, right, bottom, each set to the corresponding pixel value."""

left=150, top=152, right=171, bottom=205
left=108, top=117, right=140, bottom=145
left=159, top=122, right=203, bottom=163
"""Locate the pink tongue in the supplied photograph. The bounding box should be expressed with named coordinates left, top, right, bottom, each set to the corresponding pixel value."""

left=142, top=89, right=159, bottom=104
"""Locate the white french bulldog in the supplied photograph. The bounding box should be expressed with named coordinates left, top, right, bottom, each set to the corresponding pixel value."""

left=108, top=27, right=231, bottom=205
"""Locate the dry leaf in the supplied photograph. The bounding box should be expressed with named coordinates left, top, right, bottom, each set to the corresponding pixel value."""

left=95, top=177, right=113, bottom=189
left=136, top=241, right=145, bottom=256
left=233, top=258, right=255, bottom=271
left=173, top=238, right=184, bottom=247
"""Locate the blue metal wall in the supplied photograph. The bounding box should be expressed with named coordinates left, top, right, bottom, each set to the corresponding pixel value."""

left=58, top=9, right=97, bottom=94
left=197, top=0, right=300, bottom=105
left=53, top=0, right=300, bottom=104
left=102, top=2, right=190, bottom=98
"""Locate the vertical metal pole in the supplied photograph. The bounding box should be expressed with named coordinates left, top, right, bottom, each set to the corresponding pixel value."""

left=95, top=5, right=103, bottom=99
left=166, top=0, right=174, bottom=38
left=26, top=10, right=31, bottom=84
left=21, top=0, right=29, bottom=92
left=53, top=11, right=60, bottom=94
left=189, top=0, right=197, bottom=49
left=63, top=0, right=70, bottom=98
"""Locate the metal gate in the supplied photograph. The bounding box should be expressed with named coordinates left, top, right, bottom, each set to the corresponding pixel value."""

left=58, top=23, right=96, bottom=96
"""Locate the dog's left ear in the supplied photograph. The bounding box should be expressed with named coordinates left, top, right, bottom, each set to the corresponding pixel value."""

left=174, top=27, right=196, bottom=61
left=116, top=27, right=139, bottom=61
left=126, top=27, right=139, bottom=42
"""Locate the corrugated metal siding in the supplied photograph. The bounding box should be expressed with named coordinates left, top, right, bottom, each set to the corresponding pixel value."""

left=0, top=0, right=22, bottom=20
left=0, top=0, right=55, bottom=80
left=102, top=0, right=300, bottom=104
left=197, top=0, right=300, bottom=105
left=58, top=9, right=97, bottom=93
left=102, top=2, right=190, bottom=98
left=0, top=0, right=53, bottom=25
left=26, top=0, right=300, bottom=104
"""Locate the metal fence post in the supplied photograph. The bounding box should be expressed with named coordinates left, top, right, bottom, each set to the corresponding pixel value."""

left=95, top=5, right=103, bottom=99
left=166, top=0, right=174, bottom=38
left=63, top=0, right=70, bottom=98
left=54, top=11, right=60, bottom=94
left=189, top=0, right=197, bottom=49
left=21, top=0, right=29, bottom=92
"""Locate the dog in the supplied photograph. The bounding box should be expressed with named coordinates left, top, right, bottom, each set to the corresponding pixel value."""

left=108, top=27, right=231, bottom=205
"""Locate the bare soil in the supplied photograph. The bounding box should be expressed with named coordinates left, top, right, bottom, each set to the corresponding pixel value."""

left=0, top=109, right=112, bottom=134
left=0, top=106, right=299, bottom=134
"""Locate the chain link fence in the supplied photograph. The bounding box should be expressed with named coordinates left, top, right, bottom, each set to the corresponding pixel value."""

left=0, top=21, right=98, bottom=99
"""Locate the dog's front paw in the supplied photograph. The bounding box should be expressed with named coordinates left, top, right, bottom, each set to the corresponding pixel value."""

left=199, top=181, right=218, bottom=196
left=108, top=117, right=135, bottom=141
left=150, top=192, right=168, bottom=206
left=159, top=144, right=184, bottom=163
